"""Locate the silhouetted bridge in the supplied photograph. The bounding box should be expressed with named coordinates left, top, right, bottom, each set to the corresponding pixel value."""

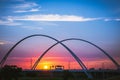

left=0, top=34, right=120, bottom=79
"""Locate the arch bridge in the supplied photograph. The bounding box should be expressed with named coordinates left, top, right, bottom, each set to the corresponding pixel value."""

left=0, top=34, right=119, bottom=79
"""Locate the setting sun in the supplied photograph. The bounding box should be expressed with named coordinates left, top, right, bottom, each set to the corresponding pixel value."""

left=44, top=65, right=49, bottom=70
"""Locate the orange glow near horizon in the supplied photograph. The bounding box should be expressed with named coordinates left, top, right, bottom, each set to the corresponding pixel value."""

left=36, top=61, right=52, bottom=70
left=5, top=56, right=118, bottom=70
left=43, top=65, right=49, bottom=70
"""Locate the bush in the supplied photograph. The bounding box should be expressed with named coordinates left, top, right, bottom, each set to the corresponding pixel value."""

left=0, top=65, right=22, bottom=80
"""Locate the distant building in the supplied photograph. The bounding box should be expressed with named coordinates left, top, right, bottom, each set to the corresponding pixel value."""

left=50, top=65, right=64, bottom=70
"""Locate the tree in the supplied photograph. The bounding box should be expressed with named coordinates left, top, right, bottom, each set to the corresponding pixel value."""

left=0, top=65, right=22, bottom=80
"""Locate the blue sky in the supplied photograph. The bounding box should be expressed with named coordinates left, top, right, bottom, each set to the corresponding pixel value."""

left=0, top=0, right=120, bottom=69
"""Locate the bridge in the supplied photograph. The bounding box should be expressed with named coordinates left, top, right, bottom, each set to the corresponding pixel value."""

left=0, top=34, right=119, bottom=79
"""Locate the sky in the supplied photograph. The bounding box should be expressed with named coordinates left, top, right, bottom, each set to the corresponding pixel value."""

left=0, top=0, right=120, bottom=70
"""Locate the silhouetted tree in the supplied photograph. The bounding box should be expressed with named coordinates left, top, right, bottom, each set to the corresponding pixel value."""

left=0, top=65, right=22, bottom=80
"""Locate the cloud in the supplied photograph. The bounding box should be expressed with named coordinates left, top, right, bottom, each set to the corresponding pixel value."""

left=21, top=26, right=43, bottom=30
left=14, top=8, right=40, bottom=13
left=29, top=8, right=40, bottom=12
left=0, top=17, right=44, bottom=30
left=104, top=19, right=111, bottom=21
left=0, top=40, right=12, bottom=45
left=0, top=20, right=21, bottom=26
left=14, top=2, right=38, bottom=9
left=0, top=41, right=6, bottom=45
left=104, top=18, right=120, bottom=21
left=115, top=18, right=120, bottom=21
left=9, top=14, right=101, bottom=22
left=13, top=2, right=40, bottom=13
left=0, top=19, right=43, bottom=30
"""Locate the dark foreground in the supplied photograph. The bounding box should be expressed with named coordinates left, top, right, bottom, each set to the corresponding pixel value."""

left=18, top=69, right=120, bottom=80
left=0, top=65, right=120, bottom=80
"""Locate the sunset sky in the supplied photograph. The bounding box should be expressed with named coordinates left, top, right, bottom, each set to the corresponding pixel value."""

left=0, top=0, right=120, bottom=70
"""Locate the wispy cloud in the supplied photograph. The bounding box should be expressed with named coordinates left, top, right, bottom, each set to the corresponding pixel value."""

left=0, top=19, right=43, bottom=30
left=14, top=8, right=40, bottom=13
left=0, top=20, right=21, bottom=26
left=9, top=14, right=101, bottom=22
left=13, top=2, right=40, bottom=13
left=104, top=19, right=111, bottom=21
left=21, top=26, right=43, bottom=30
left=104, top=18, right=120, bottom=21
left=7, top=14, right=120, bottom=22
left=115, top=18, right=120, bottom=21
left=0, top=41, right=6, bottom=45
left=14, top=2, right=38, bottom=9
left=0, top=40, right=12, bottom=45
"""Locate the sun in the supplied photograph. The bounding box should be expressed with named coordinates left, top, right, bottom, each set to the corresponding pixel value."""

left=44, top=65, right=48, bottom=70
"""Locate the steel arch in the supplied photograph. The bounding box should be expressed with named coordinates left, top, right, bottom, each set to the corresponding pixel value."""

left=0, top=34, right=92, bottom=79
left=32, top=38, right=119, bottom=70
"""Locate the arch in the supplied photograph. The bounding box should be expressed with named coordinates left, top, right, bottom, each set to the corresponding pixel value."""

left=32, top=38, right=119, bottom=70
left=0, top=34, right=92, bottom=79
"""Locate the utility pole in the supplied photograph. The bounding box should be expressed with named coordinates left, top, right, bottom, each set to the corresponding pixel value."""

left=68, top=57, right=71, bottom=70
left=68, top=60, right=70, bottom=70
left=30, top=58, right=32, bottom=69
left=102, top=63, right=104, bottom=69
